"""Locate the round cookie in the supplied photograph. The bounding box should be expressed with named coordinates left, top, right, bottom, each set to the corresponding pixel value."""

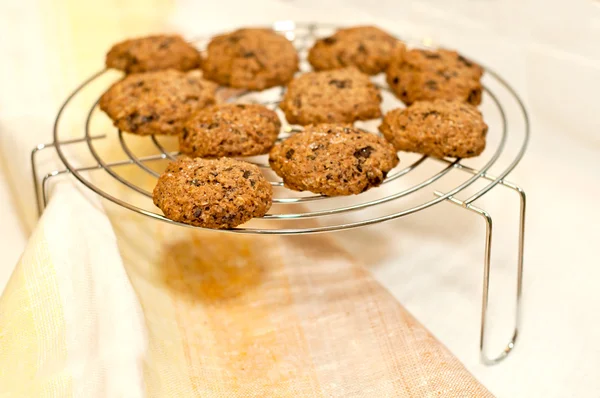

left=279, top=68, right=382, bottom=126
left=269, top=124, right=399, bottom=196
left=201, top=28, right=299, bottom=90
left=308, top=26, right=404, bottom=75
left=379, top=100, right=488, bottom=158
left=180, top=104, right=281, bottom=157
left=106, top=34, right=201, bottom=73
left=99, top=70, right=217, bottom=135
left=386, top=48, right=483, bottom=106
left=153, top=157, right=272, bottom=229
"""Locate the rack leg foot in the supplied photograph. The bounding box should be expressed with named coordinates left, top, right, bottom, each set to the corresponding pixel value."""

left=435, top=181, right=526, bottom=365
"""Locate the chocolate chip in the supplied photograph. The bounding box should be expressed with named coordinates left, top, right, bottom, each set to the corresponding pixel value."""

left=208, top=123, right=219, bottom=129
left=401, top=90, right=408, bottom=97
left=250, top=180, right=255, bottom=187
left=457, top=55, right=473, bottom=67
left=437, top=70, right=452, bottom=80
left=356, top=164, right=363, bottom=172
left=467, top=89, right=480, bottom=104
left=183, top=95, right=199, bottom=104
left=422, top=111, right=440, bottom=119
left=329, top=79, right=351, bottom=89
left=236, top=104, right=246, bottom=109
left=357, top=43, right=367, bottom=53
left=421, top=50, right=440, bottom=59
left=323, top=37, right=337, bottom=45
left=354, top=146, right=374, bottom=159
left=126, top=112, right=139, bottom=123
left=392, top=76, right=399, bottom=84
left=140, top=115, right=155, bottom=123
left=368, top=175, right=382, bottom=185
left=326, top=174, right=332, bottom=180
left=182, top=128, right=189, bottom=140
left=158, top=39, right=173, bottom=49
left=243, top=170, right=251, bottom=179
left=193, top=208, right=202, bottom=218
left=285, top=149, right=295, bottom=159
left=425, top=80, right=438, bottom=90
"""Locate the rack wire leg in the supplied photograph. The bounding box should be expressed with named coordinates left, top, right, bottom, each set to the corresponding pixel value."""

left=436, top=182, right=526, bottom=365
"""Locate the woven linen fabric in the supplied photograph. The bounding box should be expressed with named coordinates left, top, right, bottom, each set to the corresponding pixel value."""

left=0, top=0, right=494, bottom=396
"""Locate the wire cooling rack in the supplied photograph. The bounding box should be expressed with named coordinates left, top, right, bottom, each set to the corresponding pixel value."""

left=31, top=22, right=528, bottom=365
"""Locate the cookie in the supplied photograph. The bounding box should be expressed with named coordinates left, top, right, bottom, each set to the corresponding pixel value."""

left=308, top=26, right=404, bottom=75
left=99, top=70, right=217, bottom=135
left=269, top=124, right=399, bottom=196
left=379, top=100, right=488, bottom=158
left=201, top=28, right=299, bottom=90
left=153, top=157, right=272, bottom=229
left=180, top=104, right=281, bottom=157
left=279, top=68, right=382, bottom=126
left=106, top=34, right=201, bottom=73
left=386, top=48, right=483, bottom=105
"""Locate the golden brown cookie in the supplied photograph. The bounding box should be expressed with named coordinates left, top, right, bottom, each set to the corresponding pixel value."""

left=269, top=124, right=399, bottom=196
left=105, top=34, right=201, bottom=73
left=379, top=100, right=488, bottom=158
left=153, top=157, right=272, bottom=229
left=386, top=48, right=483, bottom=105
left=308, top=26, right=404, bottom=75
left=201, top=28, right=299, bottom=90
left=279, top=68, right=382, bottom=126
left=99, top=70, right=217, bottom=135
left=180, top=104, right=281, bottom=157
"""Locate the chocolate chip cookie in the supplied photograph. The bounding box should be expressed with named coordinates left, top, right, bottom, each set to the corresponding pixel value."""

left=308, top=26, right=404, bottom=75
left=201, top=28, right=299, bottom=90
left=379, top=100, right=488, bottom=158
left=269, top=124, right=399, bottom=196
left=106, top=34, right=201, bottom=73
left=99, top=70, right=217, bottom=135
left=153, top=157, right=272, bottom=229
left=180, top=104, right=281, bottom=157
left=279, top=68, right=382, bottom=126
left=386, top=48, right=483, bottom=105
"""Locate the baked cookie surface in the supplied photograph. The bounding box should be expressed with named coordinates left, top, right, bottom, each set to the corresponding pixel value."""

left=379, top=100, right=488, bottom=158
left=180, top=104, right=281, bottom=157
left=201, top=28, right=299, bottom=90
left=153, top=157, right=272, bottom=229
left=99, top=70, right=217, bottom=135
left=386, top=48, right=483, bottom=106
left=279, top=68, right=382, bottom=126
left=106, top=34, right=201, bottom=73
left=308, top=26, right=404, bottom=75
left=269, top=124, right=399, bottom=196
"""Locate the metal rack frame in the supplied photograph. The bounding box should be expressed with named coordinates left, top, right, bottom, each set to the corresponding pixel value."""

left=30, top=22, right=528, bottom=365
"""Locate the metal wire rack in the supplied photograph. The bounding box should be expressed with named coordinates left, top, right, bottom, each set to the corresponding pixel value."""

left=31, top=22, right=528, bottom=365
